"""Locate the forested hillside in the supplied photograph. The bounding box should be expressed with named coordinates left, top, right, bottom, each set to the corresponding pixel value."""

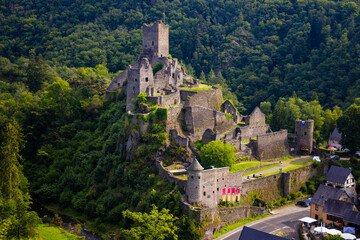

left=2, top=0, right=360, bottom=110
left=1, top=0, right=360, bottom=239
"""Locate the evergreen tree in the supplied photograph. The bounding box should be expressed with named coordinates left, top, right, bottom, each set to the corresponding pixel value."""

left=0, top=119, right=40, bottom=239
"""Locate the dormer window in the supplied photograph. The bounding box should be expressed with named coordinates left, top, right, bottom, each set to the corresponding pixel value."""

left=152, top=41, right=154, bottom=46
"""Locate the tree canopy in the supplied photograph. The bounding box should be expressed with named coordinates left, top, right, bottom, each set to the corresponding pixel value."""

left=199, top=141, right=236, bottom=168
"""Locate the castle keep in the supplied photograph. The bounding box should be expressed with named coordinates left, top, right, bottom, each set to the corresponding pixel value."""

left=107, top=21, right=315, bottom=208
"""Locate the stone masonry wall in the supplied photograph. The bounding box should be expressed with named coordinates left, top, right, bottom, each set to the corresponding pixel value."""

left=241, top=161, right=327, bottom=203
left=185, top=106, right=234, bottom=140
left=255, top=130, right=289, bottom=160
left=180, top=88, right=223, bottom=111
left=239, top=125, right=269, bottom=141
left=155, top=160, right=187, bottom=190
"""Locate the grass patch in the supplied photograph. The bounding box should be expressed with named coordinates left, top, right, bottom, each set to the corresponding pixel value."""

left=262, top=158, right=313, bottom=176
left=230, top=161, right=272, bottom=174
left=181, top=83, right=213, bottom=91
left=244, top=163, right=280, bottom=176
left=213, top=214, right=271, bottom=238
left=35, top=223, right=84, bottom=240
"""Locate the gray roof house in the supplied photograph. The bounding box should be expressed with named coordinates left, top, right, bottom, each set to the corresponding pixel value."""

left=311, top=184, right=353, bottom=207
left=324, top=165, right=356, bottom=191
left=239, top=226, right=289, bottom=240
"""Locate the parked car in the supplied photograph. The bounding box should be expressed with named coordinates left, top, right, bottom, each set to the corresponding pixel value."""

left=313, top=156, right=321, bottom=162
left=355, top=151, right=360, bottom=158
left=331, top=155, right=340, bottom=160
left=296, top=201, right=309, bottom=207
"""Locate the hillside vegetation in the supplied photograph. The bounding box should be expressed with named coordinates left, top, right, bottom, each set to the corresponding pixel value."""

left=2, top=0, right=360, bottom=111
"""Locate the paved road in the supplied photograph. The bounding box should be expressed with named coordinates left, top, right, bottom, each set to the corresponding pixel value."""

left=216, top=205, right=310, bottom=240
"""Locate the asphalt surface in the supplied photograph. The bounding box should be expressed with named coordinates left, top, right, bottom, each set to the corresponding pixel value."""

left=216, top=205, right=310, bottom=240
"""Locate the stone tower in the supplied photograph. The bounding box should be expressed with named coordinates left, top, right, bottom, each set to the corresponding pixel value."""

left=142, top=20, right=169, bottom=58
left=295, top=120, right=313, bottom=155
left=186, top=159, right=203, bottom=204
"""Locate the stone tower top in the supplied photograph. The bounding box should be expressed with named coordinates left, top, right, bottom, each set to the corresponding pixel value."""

left=142, top=20, right=169, bottom=58
left=187, top=158, right=204, bottom=171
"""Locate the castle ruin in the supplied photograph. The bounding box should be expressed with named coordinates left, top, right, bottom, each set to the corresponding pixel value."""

left=107, top=21, right=315, bottom=208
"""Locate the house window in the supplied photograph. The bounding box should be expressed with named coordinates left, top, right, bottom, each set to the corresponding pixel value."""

left=191, top=176, right=193, bottom=179
left=152, top=41, right=154, bottom=46
left=203, top=186, right=205, bottom=188
left=217, top=179, right=219, bottom=182
left=315, top=214, right=318, bottom=220
left=203, top=192, right=206, bottom=196
left=213, top=191, right=215, bottom=194
left=315, top=205, right=318, bottom=211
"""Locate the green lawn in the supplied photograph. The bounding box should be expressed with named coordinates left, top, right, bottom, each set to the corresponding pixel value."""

left=181, top=83, right=213, bottom=91
left=213, top=214, right=271, bottom=238
left=264, top=158, right=312, bottom=176
left=244, top=163, right=281, bottom=176
left=35, top=224, right=84, bottom=240
left=230, top=161, right=272, bottom=174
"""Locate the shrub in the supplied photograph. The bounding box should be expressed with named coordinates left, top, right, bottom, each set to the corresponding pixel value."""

left=153, top=63, right=163, bottom=75
left=154, top=108, right=168, bottom=121
left=225, top=113, right=233, bottom=120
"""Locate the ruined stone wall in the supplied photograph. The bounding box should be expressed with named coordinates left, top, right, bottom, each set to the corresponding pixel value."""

left=142, top=20, right=169, bottom=58
left=147, top=91, right=180, bottom=108
left=180, top=88, right=223, bottom=111
left=245, top=107, right=266, bottom=126
left=166, top=106, right=182, bottom=132
left=170, top=130, right=188, bottom=147
left=222, top=100, right=240, bottom=123
left=239, top=125, right=269, bottom=140
left=106, top=69, right=128, bottom=92
left=155, top=160, right=187, bottom=190
left=185, top=106, right=234, bottom=140
left=254, top=130, right=289, bottom=160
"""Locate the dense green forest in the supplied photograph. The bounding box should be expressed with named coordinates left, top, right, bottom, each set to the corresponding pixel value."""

left=1, top=0, right=360, bottom=239
left=2, top=0, right=360, bottom=111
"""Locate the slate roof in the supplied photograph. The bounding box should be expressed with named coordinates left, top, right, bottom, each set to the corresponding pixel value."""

left=239, top=226, right=289, bottom=240
left=311, top=184, right=350, bottom=207
left=329, top=128, right=342, bottom=142
left=325, top=165, right=351, bottom=185
left=322, top=198, right=360, bottom=226
left=322, top=198, right=354, bottom=217
left=187, top=158, right=204, bottom=171
left=344, top=210, right=360, bottom=225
